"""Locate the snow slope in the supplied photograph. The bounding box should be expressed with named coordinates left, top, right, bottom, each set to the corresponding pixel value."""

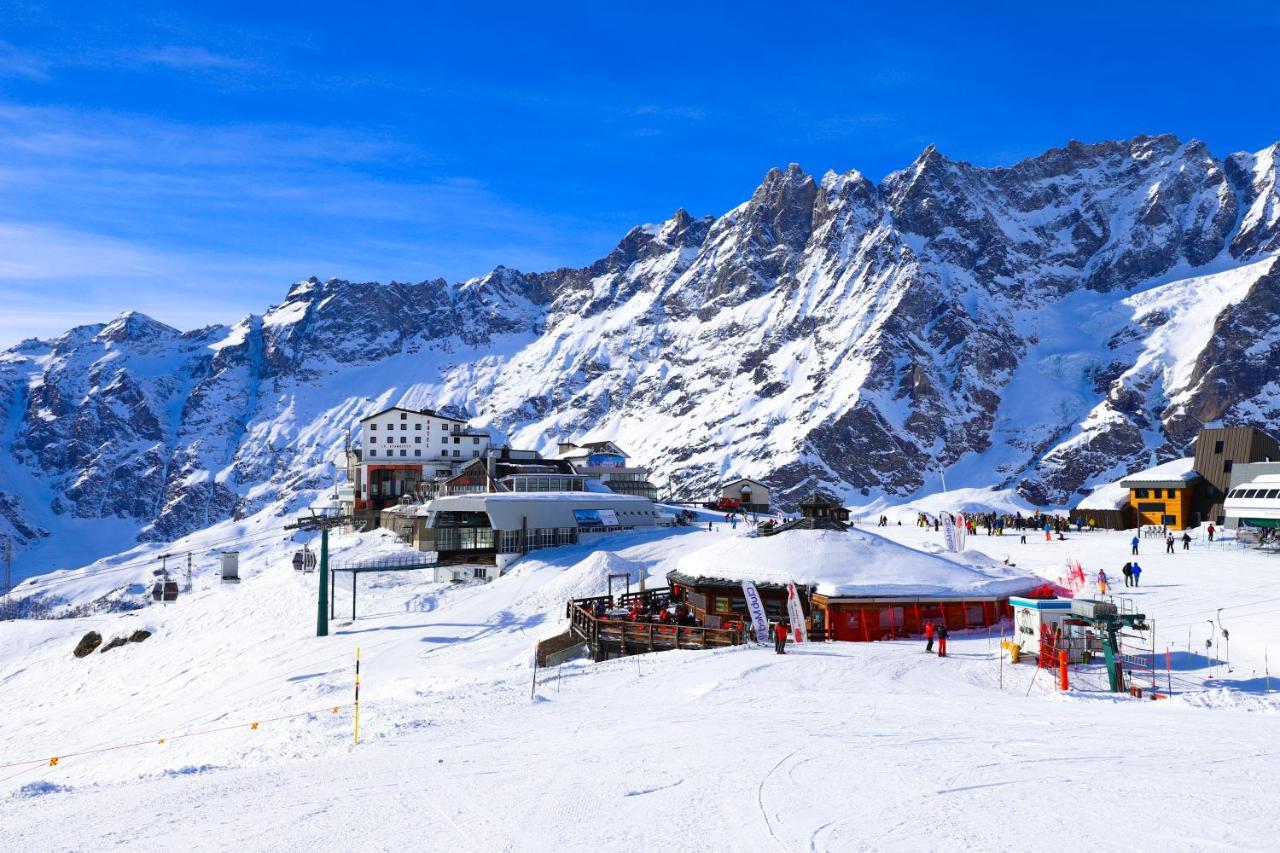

left=3, top=521, right=1280, bottom=850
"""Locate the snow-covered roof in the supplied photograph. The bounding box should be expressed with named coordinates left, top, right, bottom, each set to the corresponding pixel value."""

left=722, top=477, right=768, bottom=489
left=1075, top=481, right=1129, bottom=511
left=1118, top=457, right=1200, bottom=488
left=671, top=529, right=1044, bottom=599
left=1075, top=457, right=1199, bottom=510
left=360, top=406, right=466, bottom=423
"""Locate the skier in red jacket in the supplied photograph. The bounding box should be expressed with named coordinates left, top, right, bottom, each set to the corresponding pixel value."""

left=773, top=621, right=788, bottom=655
left=924, top=620, right=936, bottom=654
left=936, top=623, right=949, bottom=657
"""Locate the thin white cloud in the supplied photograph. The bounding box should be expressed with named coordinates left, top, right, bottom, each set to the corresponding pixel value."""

left=136, top=45, right=256, bottom=71
left=0, top=40, right=49, bottom=81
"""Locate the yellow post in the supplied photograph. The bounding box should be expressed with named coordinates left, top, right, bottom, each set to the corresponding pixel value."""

left=354, top=646, right=361, bottom=745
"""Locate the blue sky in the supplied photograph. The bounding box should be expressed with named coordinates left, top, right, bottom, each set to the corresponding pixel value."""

left=1, top=1, right=1278, bottom=346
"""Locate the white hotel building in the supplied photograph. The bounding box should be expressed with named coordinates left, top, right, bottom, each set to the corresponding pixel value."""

left=354, top=406, right=491, bottom=511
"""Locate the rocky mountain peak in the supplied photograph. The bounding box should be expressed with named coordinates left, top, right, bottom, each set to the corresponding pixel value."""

left=97, top=311, right=179, bottom=345
left=4, top=134, right=1280, bottom=568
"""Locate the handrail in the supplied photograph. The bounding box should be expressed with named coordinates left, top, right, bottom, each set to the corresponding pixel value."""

left=568, top=603, right=741, bottom=649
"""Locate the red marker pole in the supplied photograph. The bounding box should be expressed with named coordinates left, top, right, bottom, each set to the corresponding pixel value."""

left=1058, top=650, right=1069, bottom=691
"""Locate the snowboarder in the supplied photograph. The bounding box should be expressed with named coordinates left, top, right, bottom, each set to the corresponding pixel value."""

left=1166, top=533, right=1175, bottom=554
left=1207, top=523, right=1216, bottom=542
left=773, top=621, right=788, bottom=655
left=936, top=623, right=949, bottom=657
left=1131, top=562, right=1142, bottom=586
left=924, top=620, right=936, bottom=653
left=1182, top=532, right=1191, bottom=551
left=1122, top=562, right=1133, bottom=587
left=1131, top=535, right=1140, bottom=556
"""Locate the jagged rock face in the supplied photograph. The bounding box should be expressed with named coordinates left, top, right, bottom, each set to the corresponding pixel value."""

left=3, top=134, right=1280, bottom=561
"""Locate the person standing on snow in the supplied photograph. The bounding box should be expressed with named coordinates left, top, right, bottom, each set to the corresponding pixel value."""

left=1207, top=523, right=1216, bottom=542
left=1131, top=562, right=1142, bottom=586
left=1165, top=532, right=1175, bottom=554
left=1182, top=532, right=1191, bottom=551
left=936, top=623, right=949, bottom=657
left=1098, top=569, right=1109, bottom=595
left=924, top=620, right=936, bottom=654
left=773, top=621, right=788, bottom=655
left=1131, top=534, right=1140, bottom=556
left=1122, top=562, right=1133, bottom=587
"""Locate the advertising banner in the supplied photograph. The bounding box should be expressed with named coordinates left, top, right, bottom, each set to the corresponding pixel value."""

left=786, top=583, right=808, bottom=643
left=741, top=580, right=770, bottom=644
left=941, top=513, right=958, bottom=552
left=955, top=513, right=967, bottom=551
left=573, top=508, right=621, bottom=528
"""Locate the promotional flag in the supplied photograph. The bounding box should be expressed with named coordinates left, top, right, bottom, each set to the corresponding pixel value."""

left=741, top=580, right=770, bottom=644
left=941, top=512, right=958, bottom=552
left=954, top=513, right=967, bottom=551
left=786, top=583, right=808, bottom=643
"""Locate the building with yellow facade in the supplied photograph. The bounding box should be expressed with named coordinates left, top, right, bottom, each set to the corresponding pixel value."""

left=1119, top=458, right=1201, bottom=529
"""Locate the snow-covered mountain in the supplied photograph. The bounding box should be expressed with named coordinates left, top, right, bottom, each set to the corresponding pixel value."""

left=4, top=134, right=1280, bottom=575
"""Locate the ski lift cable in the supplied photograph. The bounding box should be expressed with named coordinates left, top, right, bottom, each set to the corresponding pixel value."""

left=12, top=528, right=296, bottom=595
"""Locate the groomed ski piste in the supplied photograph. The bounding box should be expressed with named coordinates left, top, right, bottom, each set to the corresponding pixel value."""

left=3, top=504, right=1280, bottom=852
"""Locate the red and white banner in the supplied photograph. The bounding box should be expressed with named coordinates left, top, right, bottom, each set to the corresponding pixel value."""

left=786, top=583, right=808, bottom=643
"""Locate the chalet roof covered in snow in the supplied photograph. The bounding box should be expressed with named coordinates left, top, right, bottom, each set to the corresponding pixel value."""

left=671, top=529, right=1044, bottom=599
left=1118, top=457, right=1200, bottom=489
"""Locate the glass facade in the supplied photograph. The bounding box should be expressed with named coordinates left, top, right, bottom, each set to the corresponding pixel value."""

left=503, top=475, right=587, bottom=493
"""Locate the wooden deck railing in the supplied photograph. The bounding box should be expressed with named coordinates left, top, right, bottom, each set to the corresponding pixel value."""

left=567, top=604, right=743, bottom=654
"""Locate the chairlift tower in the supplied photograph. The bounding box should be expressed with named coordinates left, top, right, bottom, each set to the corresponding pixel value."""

left=285, top=511, right=356, bottom=637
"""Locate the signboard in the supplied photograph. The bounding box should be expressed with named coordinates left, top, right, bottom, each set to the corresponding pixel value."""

left=741, top=580, right=770, bottom=644
left=573, top=508, right=620, bottom=528
left=786, top=583, right=808, bottom=643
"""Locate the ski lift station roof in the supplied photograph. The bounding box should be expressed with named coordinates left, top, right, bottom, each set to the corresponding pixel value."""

left=670, top=529, right=1045, bottom=600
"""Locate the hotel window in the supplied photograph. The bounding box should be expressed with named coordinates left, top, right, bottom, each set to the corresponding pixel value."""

left=400, top=436, right=406, bottom=444
left=400, top=449, right=407, bottom=457
left=472, top=437, right=480, bottom=444
left=472, top=450, right=480, bottom=458
left=1134, top=488, right=1148, bottom=498
left=415, top=423, right=422, bottom=430
left=453, top=449, right=460, bottom=457
left=441, top=423, right=448, bottom=430
left=401, top=423, right=407, bottom=430
left=370, top=449, right=377, bottom=457
left=369, top=423, right=376, bottom=430
left=1214, top=440, right=1224, bottom=453
left=415, top=436, right=422, bottom=443
left=414, top=450, right=422, bottom=457
left=1224, top=460, right=1234, bottom=473
left=370, top=436, right=377, bottom=443
left=400, top=413, right=407, bottom=420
